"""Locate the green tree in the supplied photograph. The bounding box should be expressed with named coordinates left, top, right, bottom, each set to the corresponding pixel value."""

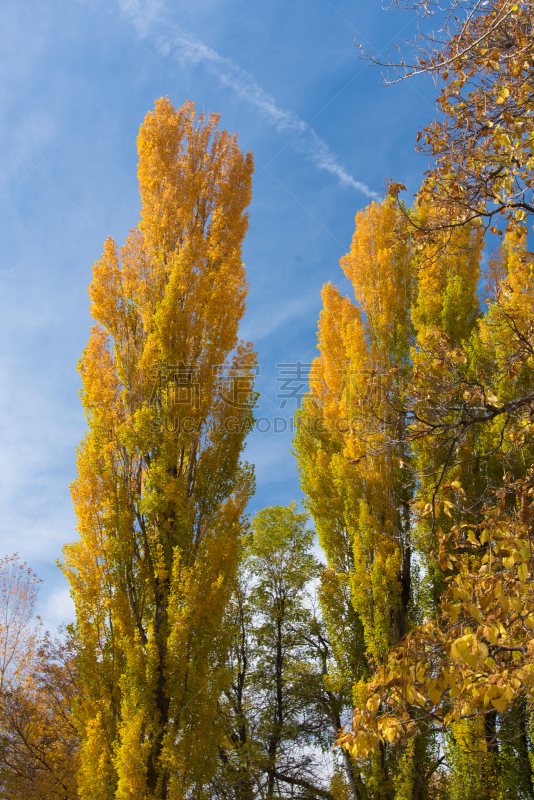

left=213, top=503, right=359, bottom=800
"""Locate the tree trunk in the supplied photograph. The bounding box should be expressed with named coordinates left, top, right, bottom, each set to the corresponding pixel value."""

left=266, top=613, right=284, bottom=800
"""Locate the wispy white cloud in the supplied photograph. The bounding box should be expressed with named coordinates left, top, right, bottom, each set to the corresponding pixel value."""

left=169, top=34, right=378, bottom=196
left=116, top=1, right=378, bottom=197
left=115, top=0, right=165, bottom=37
left=240, top=290, right=319, bottom=344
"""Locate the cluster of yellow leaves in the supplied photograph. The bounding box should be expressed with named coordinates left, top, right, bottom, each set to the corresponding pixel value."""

left=406, top=1, right=534, bottom=238
left=339, top=491, right=534, bottom=759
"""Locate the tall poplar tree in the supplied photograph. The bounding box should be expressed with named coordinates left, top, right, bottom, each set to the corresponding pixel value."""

left=62, top=98, right=256, bottom=800
left=294, top=201, right=415, bottom=664
left=296, top=193, right=534, bottom=797
left=293, top=201, right=518, bottom=797
left=336, top=226, right=534, bottom=782
left=294, top=201, right=420, bottom=797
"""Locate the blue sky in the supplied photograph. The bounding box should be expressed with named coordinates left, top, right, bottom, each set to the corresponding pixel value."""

left=0, top=0, right=438, bottom=627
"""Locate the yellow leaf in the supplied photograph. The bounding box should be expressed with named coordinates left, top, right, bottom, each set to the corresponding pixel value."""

left=491, top=693, right=508, bottom=714
left=427, top=682, right=442, bottom=704
left=518, top=562, right=528, bottom=583
left=411, top=688, right=427, bottom=707
left=366, top=694, right=380, bottom=713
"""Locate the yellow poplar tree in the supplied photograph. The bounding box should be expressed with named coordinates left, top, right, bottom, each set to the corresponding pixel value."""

left=294, top=201, right=415, bottom=797
left=295, top=201, right=414, bottom=663
left=328, top=218, right=534, bottom=796
left=295, top=202, right=502, bottom=797
left=62, top=98, right=256, bottom=800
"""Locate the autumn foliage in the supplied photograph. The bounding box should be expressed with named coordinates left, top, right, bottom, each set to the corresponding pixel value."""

left=62, top=98, right=255, bottom=799
left=0, top=557, right=78, bottom=800
left=292, top=173, right=534, bottom=791
left=4, top=2, right=534, bottom=799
